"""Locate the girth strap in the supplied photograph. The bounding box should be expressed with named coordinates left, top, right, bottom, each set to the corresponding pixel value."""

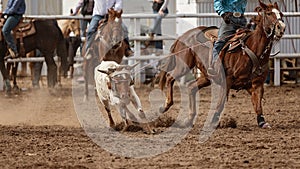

left=242, top=44, right=259, bottom=74
left=241, top=40, right=269, bottom=77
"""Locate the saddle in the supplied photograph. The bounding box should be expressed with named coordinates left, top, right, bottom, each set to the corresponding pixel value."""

left=0, top=18, right=36, bottom=56
left=196, top=26, right=219, bottom=43
left=225, top=29, right=252, bottom=53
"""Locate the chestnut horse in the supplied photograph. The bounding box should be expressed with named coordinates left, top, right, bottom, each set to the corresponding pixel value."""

left=83, top=8, right=129, bottom=100
left=157, top=0, right=286, bottom=129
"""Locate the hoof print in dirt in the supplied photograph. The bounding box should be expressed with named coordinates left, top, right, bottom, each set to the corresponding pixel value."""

left=218, top=117, right=237, bottom=128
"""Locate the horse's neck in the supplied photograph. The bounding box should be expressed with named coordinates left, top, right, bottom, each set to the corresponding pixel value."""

left=58, top=20, right=70, bottom=38
left=246, top=24, right=272, bottom=57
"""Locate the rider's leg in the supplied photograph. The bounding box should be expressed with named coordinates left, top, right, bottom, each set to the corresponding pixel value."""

left=2, top=15, right=22, bottom=58
left=207, top=16, right=247, bottom=77
left=207, top=21, right=236, bottom=76
left=79, top=19, right=88, bottom=57
left=207, top=40, right=226, bottom=76
left=85, top=15, right=104, bottom=59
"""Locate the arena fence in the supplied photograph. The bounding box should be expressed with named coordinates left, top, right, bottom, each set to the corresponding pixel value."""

left=1, top=12, right=300, bottom=88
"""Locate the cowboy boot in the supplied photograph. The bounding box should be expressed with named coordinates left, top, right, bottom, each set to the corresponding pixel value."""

left=5, top=48, right=20, bottom=60
left=207, top=61, right=218, bottom=77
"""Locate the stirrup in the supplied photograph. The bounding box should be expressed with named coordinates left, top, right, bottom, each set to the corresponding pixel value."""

left=8, top=48, right=19, bottom=59
left=207, top=67, right=218, bottom=77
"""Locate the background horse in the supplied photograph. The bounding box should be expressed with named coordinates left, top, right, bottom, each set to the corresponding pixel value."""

left=83, top=8, right=129, bottom=100
left=157, top=0, right=285, bottom=129
left=57, top=17, right=81, bottom=78
left=0, top=19, right=68, bottom=91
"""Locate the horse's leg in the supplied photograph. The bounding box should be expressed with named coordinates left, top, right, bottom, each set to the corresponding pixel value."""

left=6, top=63, right=12, bottom=80
left=11, top=62, right=20, bottom=93
left=44, top=54, right=57, bottom=88
left=185, top=77, right=211, bottom=126
left=20, top=62, right=27, bottom=77
left=0, top=54, right=11, bottom=95
left=160, top=73, right=175, bottom=113
left=83, top=59, right=89, bottom=101
left=69, top=66, right=74, bottom=79
left=249, top=84, right=270, bottom=128
left=160, top=65, right=189, bottom=114
left=32, top=62, right=43, bottom=88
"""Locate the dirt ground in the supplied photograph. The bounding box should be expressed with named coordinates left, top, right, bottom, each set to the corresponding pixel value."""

left=0, top=77, right=299, bottom=169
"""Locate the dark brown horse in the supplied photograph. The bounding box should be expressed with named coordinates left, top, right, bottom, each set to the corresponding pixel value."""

left=0, top=19, right=68, bottom=92
left=157, top=0, right=286, bottom=129
left=83, top=8, right=129, bottom=100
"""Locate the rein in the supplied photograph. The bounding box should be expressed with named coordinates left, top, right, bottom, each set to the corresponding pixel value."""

left=240, top=9, right=281, bottom=77
left=262, top=12, right=277, bottom=38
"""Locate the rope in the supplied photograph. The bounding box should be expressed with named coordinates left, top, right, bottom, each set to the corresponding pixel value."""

left=132, top=41, right=212, bottom=77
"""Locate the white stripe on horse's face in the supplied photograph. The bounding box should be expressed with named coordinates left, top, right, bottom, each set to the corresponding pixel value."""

left=272, top=8, right=286, bottom=29
left=115, top=18, right=119, bottom=23
left=272, top=8, right=281, bottom=20
left=272, top=8, right=286, bottom=39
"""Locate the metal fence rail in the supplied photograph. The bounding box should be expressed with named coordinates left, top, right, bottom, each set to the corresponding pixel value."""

left=1, top=12, right=300, bottom=87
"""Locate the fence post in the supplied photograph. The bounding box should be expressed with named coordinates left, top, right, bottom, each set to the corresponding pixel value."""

left=274, top=57, right=281, bottom=86
left=133, top=18, right=142, bottom=88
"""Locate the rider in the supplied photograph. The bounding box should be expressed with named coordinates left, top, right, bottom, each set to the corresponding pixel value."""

left=149, top=0, right=169, bottom=55
left=85, top=0, right=133, bottom=59
left=72, top=0, right=94, bottom=38
left=1, top=0, right=26, bottom=59
left=207, top=0, right=247, bottom=77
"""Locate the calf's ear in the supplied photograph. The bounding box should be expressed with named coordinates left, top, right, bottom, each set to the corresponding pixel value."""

left=98, top=69, right=111, bottom=75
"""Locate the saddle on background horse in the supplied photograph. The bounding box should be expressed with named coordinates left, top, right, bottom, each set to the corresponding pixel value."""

left=0, top=18, right=36, bottom=57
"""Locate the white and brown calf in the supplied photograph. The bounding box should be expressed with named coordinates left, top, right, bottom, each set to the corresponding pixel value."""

left=94, top=61, right=154, bottom=133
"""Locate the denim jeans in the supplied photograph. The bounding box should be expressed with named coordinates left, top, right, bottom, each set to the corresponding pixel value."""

left=151, top=11, right=167, bottom=49
left=2, top=14, right=22, bottom=53
left=212, top=16, right=247, bottom=62
left=79, top=18, right=91, bottom=56
left=85, top=15, right=130, bottom=51
left=80, top=18, right=91, bottom=37
left=86, top=15, right=105, bottom=50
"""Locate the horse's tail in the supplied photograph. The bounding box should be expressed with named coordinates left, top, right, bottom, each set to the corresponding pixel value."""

left=157, top=70, right=167, bottom=91
left=157, top=55, right=176, bottom=91
left=157, top=40, right=180, bottom=90
left=54, top=20, right=69, bottom=75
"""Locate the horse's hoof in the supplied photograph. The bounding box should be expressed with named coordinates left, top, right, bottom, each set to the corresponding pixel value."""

left=149, top=129, right=157, bottom=134
left=12, top=85, right=20, bottom=93
left=4, top=91, right=12, bottom=97
left=159, top=107, right=165, bottom=114
left=32, top=85, right=40, bottom=90
left=261, top=123, right=271, bottom=129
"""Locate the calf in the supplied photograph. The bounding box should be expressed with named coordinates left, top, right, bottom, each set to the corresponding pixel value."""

left=94, top=61, right=154, bottom=133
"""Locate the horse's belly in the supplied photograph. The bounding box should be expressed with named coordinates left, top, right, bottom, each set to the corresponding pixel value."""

left=231, top=79, right=252, bottom=90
